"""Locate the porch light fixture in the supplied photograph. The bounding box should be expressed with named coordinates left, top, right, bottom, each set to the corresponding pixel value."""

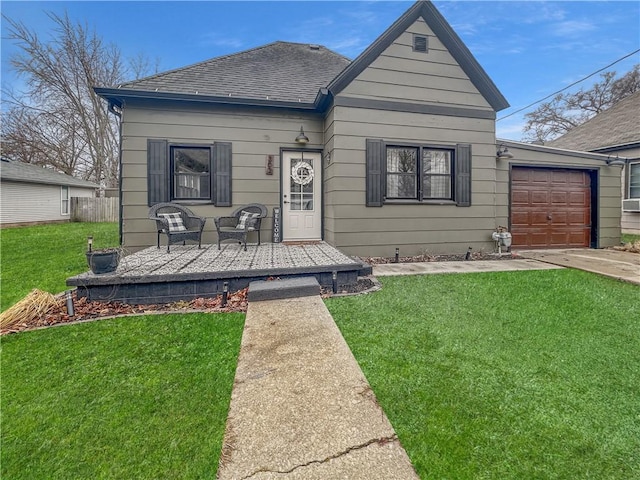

left=606, top=155, right=626, bottom=166
left=496, top=144, right=514, bottom=159
left=295, top=126, right=309, bottom=145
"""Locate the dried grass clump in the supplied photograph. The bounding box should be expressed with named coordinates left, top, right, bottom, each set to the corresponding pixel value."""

left=612, top=240, right=640, bottom=254
left=0, top=289, right=62, bottom=333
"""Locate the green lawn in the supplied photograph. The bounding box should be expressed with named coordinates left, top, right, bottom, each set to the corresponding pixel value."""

left=1, top=313, right=244, bottom=479
left=326, top=269, right=640, bottom=479
left=622, top=233, right=640, bottom=244
left=1, top=222, right=119, bottom=310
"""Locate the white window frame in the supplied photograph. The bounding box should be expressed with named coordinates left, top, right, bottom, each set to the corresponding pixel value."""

left=61, top=186, right=69, bottom=215
left=629, top=162, right=640, bottom=199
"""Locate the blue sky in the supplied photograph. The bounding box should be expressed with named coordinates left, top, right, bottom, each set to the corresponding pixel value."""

left=2, top=1, right=639, bottom=140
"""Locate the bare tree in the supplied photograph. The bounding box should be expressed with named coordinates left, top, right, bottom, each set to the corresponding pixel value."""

left=1, top=12, right=156, bottom=187
left=523, top=65, right=640, bottom=143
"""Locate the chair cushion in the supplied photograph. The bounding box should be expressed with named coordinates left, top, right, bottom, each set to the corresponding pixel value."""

left=236, top=210, right=260, bottom=230
left=158, top=212, right=187, bottom=232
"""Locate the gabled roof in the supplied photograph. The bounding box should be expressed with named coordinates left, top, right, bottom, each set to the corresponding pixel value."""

left=96, top=1, right=508, bottom=113
left=548, top=91, right=640, bottom=152
left=328, top=1, right=509, bottom=112
left=0, top=158, right=99, bottom=188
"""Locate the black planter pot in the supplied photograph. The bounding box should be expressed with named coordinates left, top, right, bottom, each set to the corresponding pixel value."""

left=86, top=249, right=120, bottom=274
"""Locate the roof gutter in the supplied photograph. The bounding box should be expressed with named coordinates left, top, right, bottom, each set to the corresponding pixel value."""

left=94, top=87, right=319, bottom=112
left=498, top=138, right=629, bottom=164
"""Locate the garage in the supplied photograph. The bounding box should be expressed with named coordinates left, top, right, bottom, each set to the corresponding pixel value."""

left=510, top=167, right=593, bottom=248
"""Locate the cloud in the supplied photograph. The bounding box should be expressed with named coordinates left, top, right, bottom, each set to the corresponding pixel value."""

left=198, top=33, right=245, bottom=50
left=550, top=20, right=597, bottom=37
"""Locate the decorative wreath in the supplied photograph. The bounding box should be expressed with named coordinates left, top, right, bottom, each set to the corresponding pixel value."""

left=291, top=161, right=314, bottom=186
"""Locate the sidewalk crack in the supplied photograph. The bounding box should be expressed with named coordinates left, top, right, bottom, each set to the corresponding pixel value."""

left=240, top=434, right=398, bottom=479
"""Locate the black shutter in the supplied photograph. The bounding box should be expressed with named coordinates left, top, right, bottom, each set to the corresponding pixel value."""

left=366, top=139, right=385, bottom=206
left=147, top=139, right=168, bottom=206
left=455, top=143, right=472, bottom=207
left=213, top=142, right=232, bottom=206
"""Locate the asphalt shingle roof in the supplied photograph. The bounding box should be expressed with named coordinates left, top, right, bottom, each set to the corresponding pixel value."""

left=0, top=159, right=100, bottom=188
left=119, top=41, right=351, bottom=104
left=548, top=91, right=640, bottom=151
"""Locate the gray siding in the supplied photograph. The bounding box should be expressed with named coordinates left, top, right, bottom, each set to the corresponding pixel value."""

left=621, top=145, right=640, bottom=234
left=339, top=19, right=493, bottom=111
left=323, top=17, right=498, bottom=256
left=120, top=103, right=323, bottom=250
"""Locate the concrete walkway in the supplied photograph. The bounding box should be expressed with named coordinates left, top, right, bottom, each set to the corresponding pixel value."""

left=373, top=258, right=562, bottom=276
left=217, top=250, right=637, bottom=478
left=516, top=248, right=640, bottom=285
left=218, top=295, right=419, bottom=479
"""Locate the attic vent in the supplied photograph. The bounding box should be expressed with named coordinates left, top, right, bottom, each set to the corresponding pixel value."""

left=413, top=35, right=428, bottom=53
left=309, top=44, right=320, bottom=50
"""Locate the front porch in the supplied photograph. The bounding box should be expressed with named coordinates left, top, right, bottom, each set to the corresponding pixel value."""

left=67, top=242, right=370, bottom=304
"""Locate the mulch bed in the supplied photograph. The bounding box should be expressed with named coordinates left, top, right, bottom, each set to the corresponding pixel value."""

left=363, top=251, right=519, bottom=264
left=1, top=289, right=249, bottom=336
left=1, top=252, right=519, bottom=335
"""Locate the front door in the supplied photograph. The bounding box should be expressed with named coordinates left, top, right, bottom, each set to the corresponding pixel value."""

left=282, top=151, right=322, bottom=241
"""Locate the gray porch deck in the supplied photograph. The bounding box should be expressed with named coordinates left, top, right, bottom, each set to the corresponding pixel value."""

left=67, top=242, right=369, bottom=304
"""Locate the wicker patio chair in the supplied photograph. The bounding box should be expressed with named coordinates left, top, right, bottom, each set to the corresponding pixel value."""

left=149, top=203, right=206, bottom=253
left=214, top=203, right=268, bottom=251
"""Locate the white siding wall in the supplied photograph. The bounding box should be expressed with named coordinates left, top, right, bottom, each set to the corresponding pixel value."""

left=0, top=182, right=94, bottom=225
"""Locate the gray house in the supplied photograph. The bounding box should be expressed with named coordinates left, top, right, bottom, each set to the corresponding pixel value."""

left=0, top=158, right=98, bottom=226
left=96, top=0, right=622, bottom=257
left=549, top=91, right=640, bottom=235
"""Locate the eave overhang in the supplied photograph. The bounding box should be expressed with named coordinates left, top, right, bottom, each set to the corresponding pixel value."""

left=94, top=87, right=332, bottom=113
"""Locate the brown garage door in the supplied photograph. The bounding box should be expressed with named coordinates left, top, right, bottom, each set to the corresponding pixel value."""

left=511, top=167, right=591, bottom=248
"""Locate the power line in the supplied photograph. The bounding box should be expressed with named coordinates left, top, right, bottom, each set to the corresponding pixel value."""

left=497, top=49, right=640, bottom=122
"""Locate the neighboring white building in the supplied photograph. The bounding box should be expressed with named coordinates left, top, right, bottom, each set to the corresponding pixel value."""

left=549, top=91, right=640, bottom=235
left=0, top=158, right=99, bottom=226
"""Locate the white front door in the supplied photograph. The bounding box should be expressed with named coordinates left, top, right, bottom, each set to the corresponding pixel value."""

left=282, top=151, right=322, bottom=241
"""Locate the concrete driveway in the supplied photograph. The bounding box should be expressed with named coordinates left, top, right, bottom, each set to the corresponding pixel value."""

left=515, top=248, right=640, bottom=285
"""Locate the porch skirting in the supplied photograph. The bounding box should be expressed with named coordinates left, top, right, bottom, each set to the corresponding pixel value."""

left=67, top=242, right=370, bottom=304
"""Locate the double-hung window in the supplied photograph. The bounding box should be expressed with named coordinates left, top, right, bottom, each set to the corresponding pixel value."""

left=386, top=145, right=454, bottom=201
left=171, top=146, right=211, bottom=200
left=147, top=139, right=232, bottom=207
left=630, top=163, right=640, bottom=198
left=61, top=186, right=69, bottom=215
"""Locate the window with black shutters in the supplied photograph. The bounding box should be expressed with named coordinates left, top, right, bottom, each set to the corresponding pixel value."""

left=171, top=146, right=211, bottom=200
left=147, top=139, right=232, bottom=207
left=366, top=139, right=471, bottom=207
left=385, top=145, right=454, bottom=201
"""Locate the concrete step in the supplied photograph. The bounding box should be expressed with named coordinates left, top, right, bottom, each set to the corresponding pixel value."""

left=248, top=276, right=320, bottom=302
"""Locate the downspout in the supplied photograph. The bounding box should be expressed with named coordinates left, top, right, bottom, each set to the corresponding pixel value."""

left=107, top=100, right=124, bottom=247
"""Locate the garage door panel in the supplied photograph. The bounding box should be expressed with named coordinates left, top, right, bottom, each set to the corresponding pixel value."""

left=531, top=191, right=549, bottom=204
left=550, top=212, right=568, bottom=224
left=532, top=170, right=551, bottom=183
left=511, top=167, right=591, bottom=248
left=529, top=211, right=548, bottom=224
left=512, top=190, right=530, bottom=204
left=568, top=191, right=587, bottom=204
left=511, top=211, right=530, bottom=225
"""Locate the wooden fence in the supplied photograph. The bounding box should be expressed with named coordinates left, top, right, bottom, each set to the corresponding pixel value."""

left=71, top=197, right=118, bottom=223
